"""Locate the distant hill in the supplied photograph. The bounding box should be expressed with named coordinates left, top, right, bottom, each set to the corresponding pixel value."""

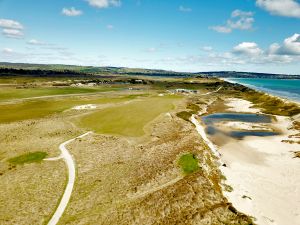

left=197, top=71, right=300, bottom=79
left=0, top=62, right=299, bottom=79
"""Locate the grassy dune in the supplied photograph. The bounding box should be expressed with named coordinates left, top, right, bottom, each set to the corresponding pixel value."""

left=76, top=96, right=180, bottom=136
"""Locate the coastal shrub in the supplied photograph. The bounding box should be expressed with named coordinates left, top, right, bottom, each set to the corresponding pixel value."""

left=178, top=153, right=200, bottom=175
left=223, top=184, right=233, bottom=192
left=244, top=92, right=300, bottom=116
left=8, top=151, right=48, bottom=165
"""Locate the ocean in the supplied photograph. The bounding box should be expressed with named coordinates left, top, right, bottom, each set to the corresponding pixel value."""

left=226, top=78, right=300, bottom=102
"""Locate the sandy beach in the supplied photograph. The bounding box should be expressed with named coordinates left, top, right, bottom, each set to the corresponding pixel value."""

left=218, top=98, right=300, bottom=225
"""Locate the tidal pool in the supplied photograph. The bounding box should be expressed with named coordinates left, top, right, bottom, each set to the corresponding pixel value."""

left=202, top=113, right=279, bottom=139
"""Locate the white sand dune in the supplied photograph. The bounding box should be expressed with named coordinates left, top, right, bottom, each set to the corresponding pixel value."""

left=226, top=98, right=260, bottom=113
left=219, top=99, right=300, bottom=225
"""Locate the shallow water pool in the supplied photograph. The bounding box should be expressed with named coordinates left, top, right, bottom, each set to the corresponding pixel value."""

left=202, top=113, right=279, bottom=139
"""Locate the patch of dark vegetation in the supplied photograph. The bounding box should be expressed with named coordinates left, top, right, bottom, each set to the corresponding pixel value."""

left=242, top=195, right=252, bottom=200
left=187, top=103, right=200, bottom=113
left=282, top=140, right=300, bottom=144
left=0, top=68, right=92, bottom=78
left=293, top=151, right=300, bottom=158
left=176, top=111, right=193, bottom=121
left=153, top=81, right=208, bottom=90
left=8, top=151, right=48, bottom=165
left=178, top=153, right=200, bottom=175
left=290, top=121, right=300, bottom=130
left=223, top=184, right=234, bottom=192
left=228, top=204, right=238, bottom=214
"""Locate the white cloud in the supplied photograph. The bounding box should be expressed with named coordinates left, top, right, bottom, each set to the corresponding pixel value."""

left=269, top=33, right=300, bottom=55
left=179, top=6, right=192, bottom=12
left=106, top=24, right=114, bottom=29
left=231, top=10, right=253, bottom=18
left=210, top=9, right=254, bottom=33
left=62, top=7, right=83, bottom=16
left=229, top=34, right=300, bottom=65
left=281, top=34, right=300, bottom=55
left=2, top=29, right=24, bottom=38
left=2, top=48, right=14, bottom=54
left=27, top=39, right=47, bottom=45
left=86, top=0, right=121, bottom=8
left=210, top=26, right=232, bottom=33
left=202, top=46, right=213, bottom=52
left=233, top=42, right=263, bottom=56
left=0, top=19, right=23, bottom=29
left=256, top=0, right=300, bottom=18
left=0, top=19, right=24, bottom=39
left=146, top=47, right=157, bottom=53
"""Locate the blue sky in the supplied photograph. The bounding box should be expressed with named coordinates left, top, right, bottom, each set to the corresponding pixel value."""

left=0, top=0, right=300, bottom=74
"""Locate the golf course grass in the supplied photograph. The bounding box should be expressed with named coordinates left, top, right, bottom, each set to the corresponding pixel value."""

left=76, top=96, right=180, bottom=136
left=0, top=95, right=141, bottom=124
left=0, top=86, right=121, bottom=102
left=178, top=153, right=200, bottom=175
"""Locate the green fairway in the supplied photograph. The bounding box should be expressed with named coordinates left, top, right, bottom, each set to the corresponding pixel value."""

left=8, top=152, right=48, bottom=165
left=76, top=96, right=179, bottom=136
left=178, top=153, right=199, bottom=175
left=0, top=95, right=140, bottom=124
left=0, top=86, right=120, bottom=102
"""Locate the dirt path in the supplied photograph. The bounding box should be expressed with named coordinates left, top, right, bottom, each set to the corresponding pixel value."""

left=47, top=132, right=92, bottom=225
left=201, top=86, right=223, bottom=96
left=128, top=176, right=183, bottom=200
left=191, top=116, right=221, bottom=157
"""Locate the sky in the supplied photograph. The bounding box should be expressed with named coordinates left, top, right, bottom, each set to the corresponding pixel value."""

left=0, top=0, right=300, bottom=74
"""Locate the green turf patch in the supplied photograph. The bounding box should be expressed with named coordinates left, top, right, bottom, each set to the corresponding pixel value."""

left=0, top=86, right=120, bottom=102
left=8, top=151, right=48, bottom=165
left=76, top=96, right=179, bottom=137
left=0, top=95, right=142, bottom=124
left=178, top=153, right=199, bottom=175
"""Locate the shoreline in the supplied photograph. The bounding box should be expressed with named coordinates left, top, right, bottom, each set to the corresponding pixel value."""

left=196, top=97, right=300, bottom=225
left=221, top=78, right=300, bottom=105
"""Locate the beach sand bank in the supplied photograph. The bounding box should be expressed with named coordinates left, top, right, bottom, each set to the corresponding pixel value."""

left=218, top=98, right=300, bottom=225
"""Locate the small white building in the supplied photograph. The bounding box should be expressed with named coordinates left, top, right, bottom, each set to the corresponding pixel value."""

left=174, top=89, right=198, bottom=94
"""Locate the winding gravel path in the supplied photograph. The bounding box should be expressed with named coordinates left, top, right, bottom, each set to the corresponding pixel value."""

left=47, top=132, right=92, bottom=225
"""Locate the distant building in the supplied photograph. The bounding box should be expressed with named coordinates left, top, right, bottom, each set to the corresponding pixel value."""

left=71, top=83, right=84, bottom=87
left=172, top=89, right=198, bottom=94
